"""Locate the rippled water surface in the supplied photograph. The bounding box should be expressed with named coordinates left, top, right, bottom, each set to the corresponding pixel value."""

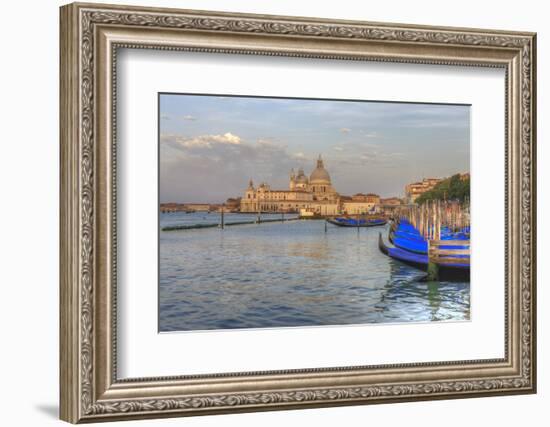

left=159, top=213, right=470, bottom=331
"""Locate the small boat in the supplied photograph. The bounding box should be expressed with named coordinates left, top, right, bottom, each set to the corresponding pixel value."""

left=378, top=233, right=469, bottom=281
left=327, top=217, right=387, bottom=227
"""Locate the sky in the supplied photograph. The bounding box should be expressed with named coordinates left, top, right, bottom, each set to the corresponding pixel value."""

left=159, top=94, right=470, bottom=203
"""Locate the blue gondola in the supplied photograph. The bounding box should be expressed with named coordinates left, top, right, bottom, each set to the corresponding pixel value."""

left=327, top=217, right=387, bottom=227
left=390, top=220, right=469, bottom=254
left=378, top=233, right=469, bottom=281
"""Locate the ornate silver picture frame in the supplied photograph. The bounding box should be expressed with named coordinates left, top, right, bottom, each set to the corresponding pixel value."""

left=60, top=2, right=536, bottom=423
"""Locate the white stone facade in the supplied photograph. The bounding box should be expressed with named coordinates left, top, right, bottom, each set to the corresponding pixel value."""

left=240, top=156, right=340, bottom=214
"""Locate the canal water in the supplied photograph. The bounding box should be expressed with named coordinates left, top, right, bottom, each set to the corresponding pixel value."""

left=159, top=213, right=470, bottom=332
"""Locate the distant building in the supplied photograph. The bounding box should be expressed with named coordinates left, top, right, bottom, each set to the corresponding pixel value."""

left=160, top=203, right=185, bottom=213
left=160, top=202, right=213, bottom=213
left=342, top=193, right=381, bottom=215
left=405, top=178, right=442, bottom=203
left=240, top=155, right=340, bottom=215
left=379, top=197, right=403, bottom=215
left=182, top=203, right=212, bottom=212
left=224, top=197, right=241, bottom=211
left=352, top=193, right=381, bottom=204
left=380, top=197, right=402, bottom=206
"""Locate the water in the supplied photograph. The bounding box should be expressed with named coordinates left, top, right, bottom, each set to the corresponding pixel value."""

left=159, top=213, right=470, bottom=332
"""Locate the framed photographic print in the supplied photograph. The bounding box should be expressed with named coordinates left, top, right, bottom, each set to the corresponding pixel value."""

left=60, top=2, right=537, bottom=423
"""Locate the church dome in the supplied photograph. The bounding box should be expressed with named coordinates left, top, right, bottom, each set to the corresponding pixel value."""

left=295, top=168, right=308, bottom=184
left=310, top=156, right=331, bottom=183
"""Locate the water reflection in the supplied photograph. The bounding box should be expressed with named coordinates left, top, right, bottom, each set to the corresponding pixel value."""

left=159, top=213, right=470, bottom=331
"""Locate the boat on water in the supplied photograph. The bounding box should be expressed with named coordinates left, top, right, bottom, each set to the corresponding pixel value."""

left=327, top=217, right=387, bottom=227
left=389, top=220, right=469, bottom=254
left=378, top=233, right=469, bottom=281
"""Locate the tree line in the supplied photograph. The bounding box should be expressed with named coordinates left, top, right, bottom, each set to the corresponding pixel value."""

left=415, top=174, right=470, bottom=204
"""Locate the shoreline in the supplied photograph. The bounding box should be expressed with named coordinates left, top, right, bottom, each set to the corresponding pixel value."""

left=161, top=216, right=303, bottom=231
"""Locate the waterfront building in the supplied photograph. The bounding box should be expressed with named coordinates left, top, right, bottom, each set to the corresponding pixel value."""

left=380, top=197, right=403, bottom=206
left=341, top=193, right=381, bottom=215
left=405, top=178, right=442, bottom=203
left=224, top=197, right=241, bottom=212
left=182, top=203, right=212, bottom=212
left=160, top=203, right=186, bottom=213
left=160, top=202, right=213, bottom=213
left=379, top=197, right=403, bottom=215
left=240, top=155, right=340, bottom=215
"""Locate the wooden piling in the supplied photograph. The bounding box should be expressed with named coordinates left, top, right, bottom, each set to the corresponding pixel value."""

left=427, top=240, right=439, bottom=281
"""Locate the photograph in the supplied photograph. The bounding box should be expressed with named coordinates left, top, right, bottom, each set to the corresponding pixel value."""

left=159, top=94, right=471, bottom=332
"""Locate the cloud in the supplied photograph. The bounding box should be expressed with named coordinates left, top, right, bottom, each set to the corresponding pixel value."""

left=354, top=149, right=405, bottom=166
left=182, top=115, right=197, bottom=121
left=160, top=132, right=306, bottom=203
left=217, top=132, right=241, bottom=144
left=257, top=137, right=277, bottom=145
left=360, top=131, right=380, bottom=138
left=340, top=128, right=351, bottom=134
left=162, top=132, right=242, bottom=149
left=333, top=146, right=344, bottom=152
left=160, top=114, right=171, bottom=120
left=360, top=153, right=376, bottom=161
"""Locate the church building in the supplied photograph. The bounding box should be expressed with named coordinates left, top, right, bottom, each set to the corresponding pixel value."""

left=240, top=155, right=341, bottom=215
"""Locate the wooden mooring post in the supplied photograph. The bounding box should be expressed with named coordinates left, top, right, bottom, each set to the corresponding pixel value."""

left=427, top=240, right=439, bottom=281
